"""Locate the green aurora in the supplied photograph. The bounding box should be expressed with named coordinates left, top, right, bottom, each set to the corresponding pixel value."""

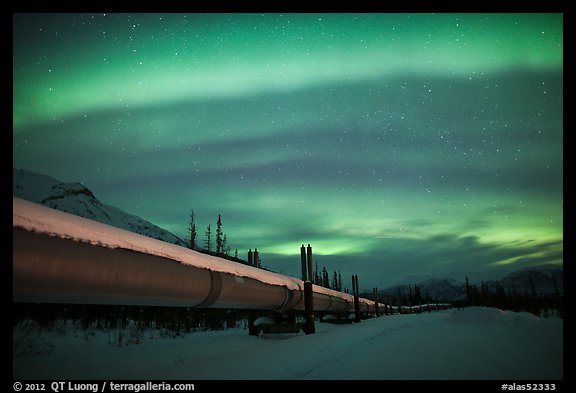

left=13, top=13, right=563, bottom=288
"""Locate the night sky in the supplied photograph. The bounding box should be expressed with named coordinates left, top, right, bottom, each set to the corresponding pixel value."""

left=13, top=13, right=563, bottom=289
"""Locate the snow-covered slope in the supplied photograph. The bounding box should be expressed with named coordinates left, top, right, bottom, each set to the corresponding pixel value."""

left=414, top=277, right=467, bottom=301
left=379, top=277, right=466, bottom=302
left=12, top=307, right=562, bottom=380
left=13, top=168, right=185, bottom=246
left=498, top=266, right=563, bottom=296
left=379, top=267, right=563, bottom=301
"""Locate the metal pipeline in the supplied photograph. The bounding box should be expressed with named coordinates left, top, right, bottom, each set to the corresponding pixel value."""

left=13, top=198, right=382, bottom=313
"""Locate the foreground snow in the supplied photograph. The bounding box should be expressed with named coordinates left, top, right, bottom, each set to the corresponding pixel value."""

left=13, top=307, right=562, bottom=380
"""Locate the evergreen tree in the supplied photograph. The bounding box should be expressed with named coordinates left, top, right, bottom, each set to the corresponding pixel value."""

left=331, top=270, right=339, bottom=291
left=216, top=214, right=223, bottom=254
left=338, top=270, right=343, bottom=291
left=314, top=260, right=320, bottom=285
left=204, top=224, right=212, bottom=252
left=551, top=274, right=559, bottom=298
left=322, top=266, right=330, bottom=289
left=528, top=272, right=537, bottom=298
left=527, top=272, right=539, bottom=315
left=414, top=284, right=422, bottom=305
left=494, top=280, right=506, bottom=309
left=222, top=234, right=230, bottom=256
left=234, top=249, right=238, bottom=259
left=188, top=209, right=197, bottom=250
left=480, top=280, right=490, bottom=305
left=465, top=277, right=472, bottom=305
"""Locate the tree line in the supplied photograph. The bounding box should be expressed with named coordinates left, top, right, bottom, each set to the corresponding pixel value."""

left=188, top=209, right=237, bottom=258
left=457, top=277, right=563, bottom=318
left=311, top=261, right=344, bottom=292
left=186, top=209, right=266, bottom=267
left=13, top=302, right=250, bottom=351
left=363, top=284, right=433, bottom=308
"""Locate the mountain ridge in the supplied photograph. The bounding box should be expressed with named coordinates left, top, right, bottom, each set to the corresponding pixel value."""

left=375, top=264, right=563, bottom=302
left=13, top=168, right=185, bottom=247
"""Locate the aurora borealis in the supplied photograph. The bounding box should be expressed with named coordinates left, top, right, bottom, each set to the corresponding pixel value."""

left=13, top=13, right=563, bottom=288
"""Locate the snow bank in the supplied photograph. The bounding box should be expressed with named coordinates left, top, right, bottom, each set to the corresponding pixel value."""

left=253, top=317, right=276, bottom=327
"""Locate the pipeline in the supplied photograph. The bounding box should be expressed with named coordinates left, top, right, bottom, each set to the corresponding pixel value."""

left=13, top=197, right=382, bottom=314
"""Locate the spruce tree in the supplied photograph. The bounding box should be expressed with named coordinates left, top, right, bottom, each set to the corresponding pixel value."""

left=322, top=266, right=330, bottom=289
left=188, top=209, right=197, bottom=250
left=314, top=260, right=320, bottom=285
left=414, top=284, right=422, bottom=305
left=216, top=214, right=223, bottom=254
left=465, top=277, right=472, bottom=306
left=204, top=224, right=212, bottom=252
left=528, top=272, right=537, bottom=298
left=222, top=234, right=229, bottom=256
left=331, top=270, right=339, bottom=291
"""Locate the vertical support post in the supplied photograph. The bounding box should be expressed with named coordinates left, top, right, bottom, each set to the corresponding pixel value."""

left=300, top=244, right=307, bottom=281
left=408, top=284, right=413, bottom=314
left=306, top=244, right=313, bottom=282
left=384, top=296, right=389, bottom=315
left=248, top=249, right=253, bottom=266
left=300, top=244, right=315, bottom=335
left=351, top=274, right=356, bottom=318
left=303, top=281, right=315, bottom=334
left=374, top=287, right=380, bottom=317
left=254, top=248, right=259, bottom=268
left=353, top=274, right=361, bottom=323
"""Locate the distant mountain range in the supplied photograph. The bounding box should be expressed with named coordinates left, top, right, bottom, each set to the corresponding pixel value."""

left=494, top=265, right=563, bottom=297
left=13, top=168, right=185, bottom=247
left=376, top=277, right=467, bottom=302
left=375, top=265, right=563, bottom=302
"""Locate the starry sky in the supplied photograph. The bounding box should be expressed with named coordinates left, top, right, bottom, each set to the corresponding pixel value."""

left=13, top=13, right=563, bottom=289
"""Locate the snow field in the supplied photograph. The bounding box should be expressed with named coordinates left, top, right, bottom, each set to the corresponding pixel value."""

left=13, top=307, right=562, bottom=380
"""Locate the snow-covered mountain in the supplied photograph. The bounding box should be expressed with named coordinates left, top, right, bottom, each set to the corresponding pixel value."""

left=377, top=265, right=563, bottom=301
left=378, top=277, right=466, bottom=302
left=416, top=277, right=467, bottom=300
left=13, top=168, right=185, bottom=247
left=496, top=265, right=563, bottom=297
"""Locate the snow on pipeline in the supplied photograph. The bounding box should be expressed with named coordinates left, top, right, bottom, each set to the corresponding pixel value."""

left=13, top=197, right=301, bottom=291
left=13, top=307, right=562, bottom=380
left=13, top=197, right=369, bottom=306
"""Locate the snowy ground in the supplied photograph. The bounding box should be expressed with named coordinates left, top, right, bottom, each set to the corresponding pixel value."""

left=13, top=307, right=562, bottom=380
